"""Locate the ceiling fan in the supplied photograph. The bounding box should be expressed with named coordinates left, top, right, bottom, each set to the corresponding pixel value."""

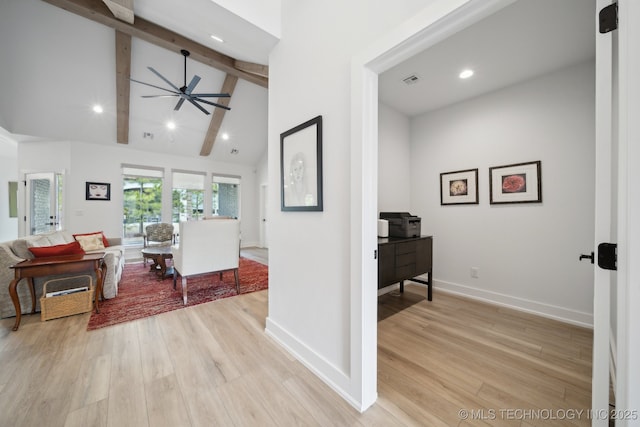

left=130, top=49, right=231, bottom=115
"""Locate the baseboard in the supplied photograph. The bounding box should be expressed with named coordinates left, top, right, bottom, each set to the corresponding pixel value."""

left=432, top=278, right=593, bottom=328
left=264, top=316, right=365, bottom=411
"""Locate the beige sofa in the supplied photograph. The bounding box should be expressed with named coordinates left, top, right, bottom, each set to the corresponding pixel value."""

left=0, top=230, right=124, bottom=319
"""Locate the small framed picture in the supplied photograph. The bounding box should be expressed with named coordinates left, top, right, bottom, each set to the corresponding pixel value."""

left=86, top=182, right=111, bottom=201
left=440, top=168, right=479, bottom=205
left=489, top=161, right=542, bottom=204
left=280, top=115, right=323, bottom=211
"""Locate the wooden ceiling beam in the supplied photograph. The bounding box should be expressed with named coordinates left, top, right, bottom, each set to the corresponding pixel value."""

left=115, top=30, right=131, bottom=144
left=200, top=74, right=238, bottom=157
left=234, top=60, right=268, bottom=78
left=101, top=0, right=134, bottom=24
left=42, top=0, right=268, bottom=88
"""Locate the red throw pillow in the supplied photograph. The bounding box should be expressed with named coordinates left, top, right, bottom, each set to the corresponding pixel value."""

left=29, top=241, right=85, bottom=258
left=73, top=231, right=109, bottom=248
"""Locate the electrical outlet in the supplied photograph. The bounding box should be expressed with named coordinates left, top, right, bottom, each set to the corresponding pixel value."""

left=470, top=267, right=479, bottom=278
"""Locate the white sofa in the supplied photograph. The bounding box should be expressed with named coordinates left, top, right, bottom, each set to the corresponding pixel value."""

left=172, top=219, right=240, bottom=304
left=0, top=230, right=124, bottom=319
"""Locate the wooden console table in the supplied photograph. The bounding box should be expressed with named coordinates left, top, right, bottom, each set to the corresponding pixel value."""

left=378, top=235, right=433, bottom=300
left=8, top=253, right=106, bottom=331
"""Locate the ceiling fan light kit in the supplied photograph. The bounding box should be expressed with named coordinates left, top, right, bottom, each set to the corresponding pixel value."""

left=130, top=49, right=231, bottom=115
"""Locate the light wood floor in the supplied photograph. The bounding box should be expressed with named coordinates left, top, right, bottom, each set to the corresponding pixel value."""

left=0, top=283, right=591, bottom=426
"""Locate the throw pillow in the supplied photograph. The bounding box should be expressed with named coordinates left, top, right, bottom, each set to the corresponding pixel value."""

left=46, top=232, right=69, bottom=246
left=12, top=239, right=35, bottom=259
left=27, top=235, right=52, bottom=248
left=73, top=231, right=109, bottom=248
left=75, top=234, right=105, bottom=251
left=29, top=241, right=85, bottom=258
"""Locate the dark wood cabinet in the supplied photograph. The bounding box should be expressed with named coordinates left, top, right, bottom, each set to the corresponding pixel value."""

left=378, top=235, right=433, bottom=300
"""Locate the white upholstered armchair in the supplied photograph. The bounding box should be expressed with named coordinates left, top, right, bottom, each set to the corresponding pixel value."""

left=171, top=219, right=240, bottom=304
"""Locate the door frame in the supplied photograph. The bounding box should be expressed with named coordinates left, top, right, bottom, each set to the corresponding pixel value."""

left=351, top=0, right=639, bottom=413
left=614, top=0, right=639, bottom=416
left=350, top=0, right=518, bottom=410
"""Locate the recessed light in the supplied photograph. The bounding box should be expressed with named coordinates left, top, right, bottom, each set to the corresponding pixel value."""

left=92, top=104, right=103, bottom=114
left=167, top=121, right=176, bottom=130
left=221, top=132, right=229, bottom=140
left=210, top=34, right=224, bottom=43
left=459, top=69, right=474, bottom=79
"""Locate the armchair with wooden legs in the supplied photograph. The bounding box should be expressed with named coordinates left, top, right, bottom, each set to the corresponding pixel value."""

left=171, top=219, right=240, bottom=305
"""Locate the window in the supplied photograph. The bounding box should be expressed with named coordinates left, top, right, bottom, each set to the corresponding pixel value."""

left=122, top=166, right=163, bottom=246
left=172, top=171, right=205, bottom=222
left=212, top=175, right=240, bottom=218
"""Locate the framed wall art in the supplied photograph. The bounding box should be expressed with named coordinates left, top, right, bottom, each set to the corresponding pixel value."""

left=440, top=168, right=479, bottom=205
left=489, top=160, right=541, bottom=204
left=86, top=182, right=111, bottom=201
left=280, top=115, right=323, bottom=211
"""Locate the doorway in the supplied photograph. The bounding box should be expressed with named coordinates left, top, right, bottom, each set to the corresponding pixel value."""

left=350, top=0, right=634, bottom=414
left=25, top=172, right=64, bottom=235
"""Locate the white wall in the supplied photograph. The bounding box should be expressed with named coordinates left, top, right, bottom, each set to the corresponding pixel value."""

left=265, top=0, right=437, bottom=410
left=17, top=140, right=261, bottom=246
left=378, top=102, right=411, bottom=212
left=409, top=60, right=595, bottom=325
left=0, top=131, right=18, bottom=242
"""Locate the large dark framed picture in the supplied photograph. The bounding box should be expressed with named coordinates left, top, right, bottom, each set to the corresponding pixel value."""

left=86, top=182, right=111, bottom=201
left=440, top=168, right=479, bottom=205
left=489, top=160, right=542, bottom=204
left=280, top=115, right=323, bottom=211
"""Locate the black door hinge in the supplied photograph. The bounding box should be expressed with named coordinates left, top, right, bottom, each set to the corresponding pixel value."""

left=598, top=243, right=617, bottom=271
left=599, top=3, right=618, bottom=33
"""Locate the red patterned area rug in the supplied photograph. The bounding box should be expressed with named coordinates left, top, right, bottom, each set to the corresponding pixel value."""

left=87, top=257, right=268, bottom=330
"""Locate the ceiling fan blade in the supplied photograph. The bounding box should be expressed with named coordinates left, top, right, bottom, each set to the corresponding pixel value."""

left=187, top=98, right=211, bottom=115
left=194, top=97, right=231, bottom=111
left=189, top=93, right=231, bottom=98
left=174, top=97, right=186, bottom=111
left=147, top=67, right=181, bottom=92
left=130, top=78, right=180, bottom=95
left=184, top=75, right=201, bottom=95
left=141, top=95, right=179, bottom=98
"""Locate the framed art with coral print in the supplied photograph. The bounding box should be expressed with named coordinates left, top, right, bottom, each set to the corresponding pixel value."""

left=489, top=161, right=541, bottom=204
left=440, top=168, right=479, bottom=205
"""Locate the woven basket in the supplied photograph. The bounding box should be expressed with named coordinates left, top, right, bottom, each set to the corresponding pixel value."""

left=40, top=275, right=94, bottom=321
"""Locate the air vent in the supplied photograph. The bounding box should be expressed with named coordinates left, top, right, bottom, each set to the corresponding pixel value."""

left=402, top=74, right=420, bottom=85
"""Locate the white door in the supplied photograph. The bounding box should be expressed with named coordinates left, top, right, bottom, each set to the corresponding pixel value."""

left=591, top=1, right=616, bottom=423
left=260, top=184, right=269, bottom=248
left=25, top=172, right=63, bottom=235
left=591, top=0, right=639, bottom=423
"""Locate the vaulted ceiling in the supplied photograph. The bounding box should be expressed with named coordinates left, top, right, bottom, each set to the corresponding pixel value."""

left=0, top=0, right=278, bottom=166
left=1, top=0, right=595, bottom=167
